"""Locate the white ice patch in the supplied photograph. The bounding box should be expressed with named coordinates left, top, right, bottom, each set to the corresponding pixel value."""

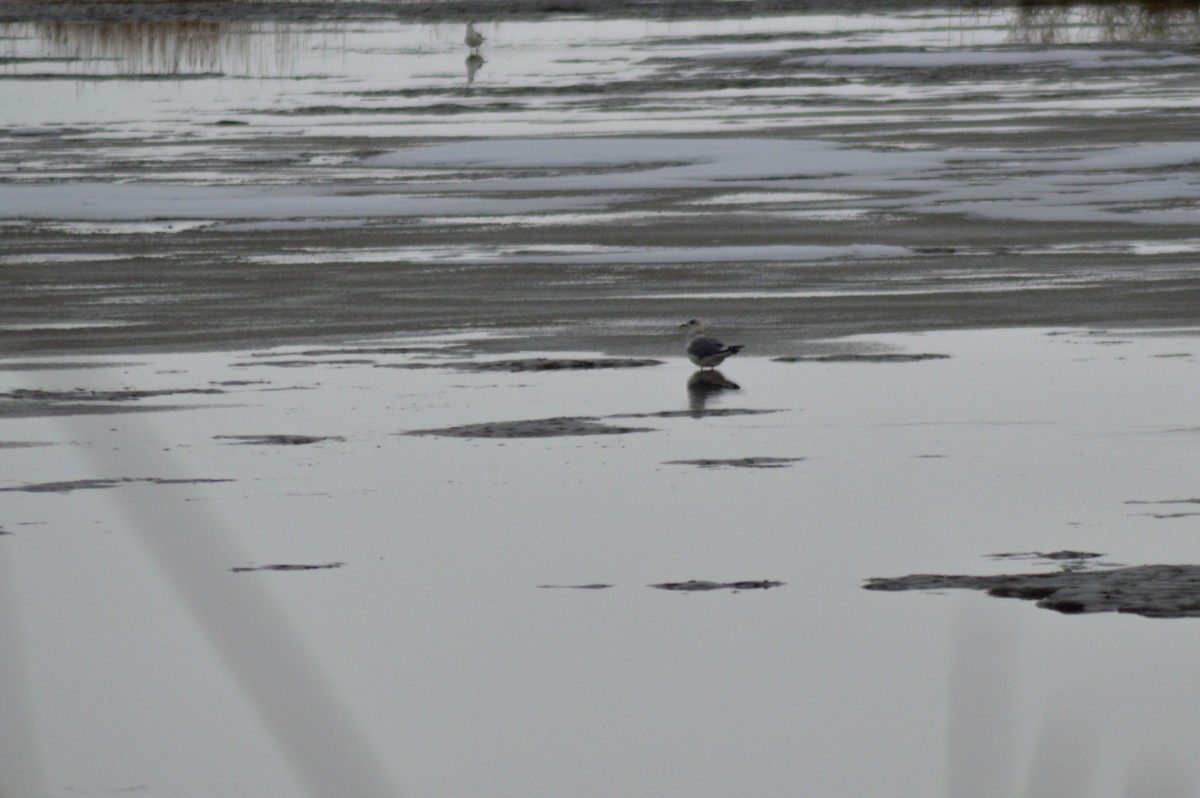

left=366, top=137, right=955, bottom=191
left=0, top=183, right=627, bottom=221
left=8, top=134, right=1199, bottom=227
left=689, top=191, right=861, bottom=205
left=784, top=48, right=1200, bottom=70
left=244, top=243, right=908, bottom=266
left=0, top=253, right=136, bottom=265
left=366, top=137, right=1200, bottom=226
left=0, top=321, right=142, bottom=331
left=515, top=244, right=914, bottom=264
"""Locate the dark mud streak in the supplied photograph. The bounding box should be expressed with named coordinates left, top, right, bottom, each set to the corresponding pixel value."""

left=651, top=580, right=785, bottom=592
left=0, top=361, right=145, bottom=371
left=1, top=477, right=233, bottom=493
left=0, top=387, right=225, bottom=420
left=774, top=353, right=950, bottom=363
left=455, top=358, right=664, bottom=372
left=537, top=583, right=614, bottom=589
left=987, top=550, right=1105, bottom=561
left=0, top=403, right=196, bottom=420
left=1127, top=498, right=1200, bottom=518
left=985, top=551, right=1106, bottom=573
left=231, top=562, right=345, bottom=573
left=406, top=416, right=654, bottom=438
left=1139, top=512, right=1200, bottom=519
left=292, top=347, right=455, bottom=357
left=865, top=564, right=1200, bottom=618
left=614, top=408, right=782, bottom=419
left=381, top=357, right=664, bottom=372
left=215, top=434, right=344, bottom=446
left=1, top=387, right=225, bottom=402
left=231, top=359, right=377, bottom=368
left=665, top=457, right=803, bottom=469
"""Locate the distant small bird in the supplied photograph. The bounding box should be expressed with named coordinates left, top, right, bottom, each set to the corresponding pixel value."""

left=680, top=319, right=744, bottom=369
left=465, top=22, right=485, bottom=53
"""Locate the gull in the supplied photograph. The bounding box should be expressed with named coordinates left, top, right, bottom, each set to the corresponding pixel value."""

left=465, top=22, right=485, bottom=53
left=680, top=319, right=744, bottom=369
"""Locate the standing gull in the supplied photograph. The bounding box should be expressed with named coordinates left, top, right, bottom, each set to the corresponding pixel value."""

left=465, top=22, right=485, bottom=53
left=680, top=319, right=744, bottom=369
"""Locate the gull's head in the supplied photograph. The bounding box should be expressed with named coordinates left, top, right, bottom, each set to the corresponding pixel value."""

left=679, top=318, right=704, bottom=336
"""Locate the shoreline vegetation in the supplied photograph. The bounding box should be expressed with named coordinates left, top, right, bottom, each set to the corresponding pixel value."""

left=4, top=0, right=1200, bottom=24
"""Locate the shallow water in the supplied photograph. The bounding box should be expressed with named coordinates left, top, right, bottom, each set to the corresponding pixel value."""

left=4, top=328, right=1200, bottom=796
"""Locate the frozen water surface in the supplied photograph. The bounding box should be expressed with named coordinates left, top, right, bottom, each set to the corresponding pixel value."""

left=6, top=2, right=1200, bottom=796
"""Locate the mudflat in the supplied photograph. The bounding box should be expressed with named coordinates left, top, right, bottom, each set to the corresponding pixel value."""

left=6, top=5, right=1200, bottom=358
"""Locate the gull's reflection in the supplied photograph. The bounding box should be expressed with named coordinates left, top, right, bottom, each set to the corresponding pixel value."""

left=465, top=53, right=484, bottom=86
left=687, top=369, right=739, bottom=415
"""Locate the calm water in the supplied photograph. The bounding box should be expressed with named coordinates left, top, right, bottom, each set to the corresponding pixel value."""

left=5, top=329, right=1200, bottom=797
left=5, top=4, right=1200, bottom=797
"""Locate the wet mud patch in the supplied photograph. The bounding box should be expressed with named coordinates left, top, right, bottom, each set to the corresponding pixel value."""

left=454, top=357, right=664, bottom=372
left=1, top=477, right=233, bottom=493
left=231, top=562, right=345, bottom=573
left=665, top=457, right=803, bottom=469
left=407, top=416, right=654, bottom=439
left=0, top=361, right=145, bottom=371
left=215, top=434, right=344, bottom=446
left=382, top=357, right=664, bottom=373
left=651, top=580, right=785, bottom=592
left=986, top=550, right=1106, bottom=573
left=0, top=386, right=225, bottom=419
left=231, top=359, right=378, bottom=368
left=614, top=408, right=781, bottom=419
left=774, top=353, right=950, bottom=364
left=2, top=387, right=225, bottom=402
left=0, top=401, right=198, bottom=420
left=865, top=564, right=1200, bottom=618
left=1134, top=511, right=1200, bottom=519
left=291, top=347, right=459, bottom=357
left=538, top=581, right=783, bottom=591
left=1127, top=498, right=1200, bottom=519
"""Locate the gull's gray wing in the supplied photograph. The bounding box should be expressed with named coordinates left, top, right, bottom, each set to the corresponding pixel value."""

left=687, top=335, right=727, bottom=359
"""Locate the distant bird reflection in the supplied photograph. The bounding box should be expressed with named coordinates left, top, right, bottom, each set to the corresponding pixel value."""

left=688, top=369, right=739, bottom=414
left=465, top=53, right=484, bottom=85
